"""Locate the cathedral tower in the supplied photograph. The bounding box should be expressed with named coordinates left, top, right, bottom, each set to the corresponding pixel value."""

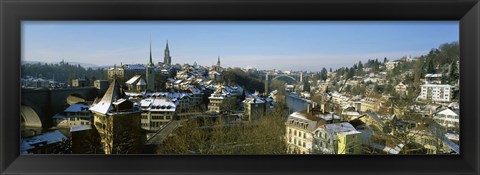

left=164, top=40, right=171, bottom=66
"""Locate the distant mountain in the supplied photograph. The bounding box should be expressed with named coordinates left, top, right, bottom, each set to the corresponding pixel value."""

left=22, top=60, right=101, bottom=68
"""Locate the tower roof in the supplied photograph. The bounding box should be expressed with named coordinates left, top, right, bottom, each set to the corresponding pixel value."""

left=165, top=40, right=169, bottom=51
left=217, top=56, right=220, bottom=65
left=148, top=39, right=154, bottom=66
left=90, top=79, right=124, bottom=114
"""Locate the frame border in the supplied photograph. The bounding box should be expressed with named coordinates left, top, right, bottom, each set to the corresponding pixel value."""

left=1, top=0, right=479, bottom=174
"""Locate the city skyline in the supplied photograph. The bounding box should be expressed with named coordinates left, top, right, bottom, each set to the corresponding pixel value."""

left=22, top=21, right=458, bottom=71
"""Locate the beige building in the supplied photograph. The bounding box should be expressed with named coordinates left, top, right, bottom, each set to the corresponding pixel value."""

left=395, top=82, right=408, bottom=94
left=107, top=66, right=125, bottom=81
left=90, top=79, right=144, bottom=154
left=313, top=122, right=362, bottom=154
left=208, top=91, right=233, bottom=113
left=360, top=97, right=381, bottom=113
left=285, top=103, right=340, bottom=154
left=408, top=123, right=459, bottom=154
left=243, top=95, right=266, bottom=121
left=139, top=97, right=177, bottom=131
left=71, top=79, right=87, bottom=87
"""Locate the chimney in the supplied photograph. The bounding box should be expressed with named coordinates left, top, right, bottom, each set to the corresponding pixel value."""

left=307, top=103, right=312, bottom=113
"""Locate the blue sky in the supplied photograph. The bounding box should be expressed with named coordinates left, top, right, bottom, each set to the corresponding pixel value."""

left=22, top=21, right=458, bottom=71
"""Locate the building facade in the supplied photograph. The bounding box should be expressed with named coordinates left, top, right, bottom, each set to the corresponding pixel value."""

left=89, top=79, right=144, bottom=154
left=53, top=102, right=92, bottom=128
left=433, top=108, right=459, bottom=128
left=313, top=122, right=362, bottom=154
left=139, top=97, right=177, bottom=131
left=418, top=84, right=453, bottom=102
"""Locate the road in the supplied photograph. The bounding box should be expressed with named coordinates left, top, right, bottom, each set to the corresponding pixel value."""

left=145, top=119, right=184, bottom=145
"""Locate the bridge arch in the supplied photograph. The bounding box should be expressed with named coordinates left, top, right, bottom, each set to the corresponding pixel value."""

left=20, top=99, right=43, bottom=128
left=272, top=75, right=298, bottom=83
left=66, top=93, right=86, bottom=105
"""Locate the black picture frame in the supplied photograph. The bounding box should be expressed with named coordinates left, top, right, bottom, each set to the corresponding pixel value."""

left=1, top=0, right=479, bottom=174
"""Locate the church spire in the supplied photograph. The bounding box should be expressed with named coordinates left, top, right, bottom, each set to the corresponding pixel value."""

left=165, top=40, right=169, bottom=51
left=148, top=39, right=154, bottom=66
left=217, top=56, right=221, bottom=66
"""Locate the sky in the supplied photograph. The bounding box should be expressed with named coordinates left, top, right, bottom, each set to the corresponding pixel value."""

left=22, top=21, right=459, bottom=71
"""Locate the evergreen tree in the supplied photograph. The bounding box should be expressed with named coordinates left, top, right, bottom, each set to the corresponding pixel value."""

left=426, top=57, right=435, bottom=74
left=320, top=67, right=328, bottom=81
left=448, top=60, right=459, bottom=83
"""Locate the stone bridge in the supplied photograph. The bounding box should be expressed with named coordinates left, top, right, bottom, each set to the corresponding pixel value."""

left=265, top=73, right=304, bottom=94
left=21, top=87, right=98, bottom=128
left=266, top=73, right=303, bottom=83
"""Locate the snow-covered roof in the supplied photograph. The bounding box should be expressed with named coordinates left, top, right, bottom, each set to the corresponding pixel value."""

left=70, top=125, right=92, bottom=132
left=136, top=78, right=146, bottom=86
left=125, top=64, right=145, bottom=70
left=243, top=96, right=265, bottom=104
left=436, top=108, right=459, bottom=117
left=126, top=75, right=142, bottom=85
left=319, top=113, right=340, bottom=121
left=21, top=130, right=67, bottom=153
left=324, top=122, right=360, bottom=135
left=64, top=102, right=90, bottom=113
left=445, top=133, right=459, bottom=141
left=90, top=79, right=122, bottom=114
left=425, top=74, right=442, bottom=78
left=112, top=98, right=127, bottom=105
left=149, top=98, right=176, bottom=112
left=287, top=112, right=324, bottom=131
left=140, top=98, right=153, bottom=108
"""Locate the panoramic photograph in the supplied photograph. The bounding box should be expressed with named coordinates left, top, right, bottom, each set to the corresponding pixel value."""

left=20, top=21, right=460, bottom=155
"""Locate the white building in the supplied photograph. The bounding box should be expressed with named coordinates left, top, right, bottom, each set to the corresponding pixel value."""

left=139, top=97, right=177, bottom=131
left=385, top=61, right=399, bottom=70
left=53, top=102, right=92, bottom=128
left=433, top=108, right=459, bottom=128
left=395, top=82, right=408, bottom=95
left=418, top=84, right=453, bottom=102
left=425, top=74, right=443, bottom=84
